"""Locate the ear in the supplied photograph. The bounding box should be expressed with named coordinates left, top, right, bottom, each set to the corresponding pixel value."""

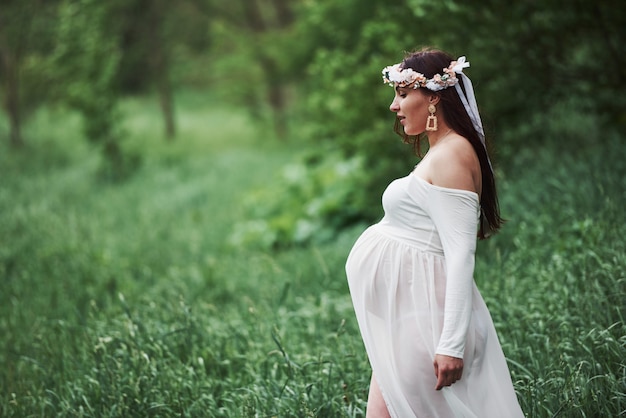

left=427, top=94, right=441, bottom=105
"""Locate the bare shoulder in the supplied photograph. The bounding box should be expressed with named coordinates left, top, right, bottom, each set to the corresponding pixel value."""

left=429, top=135, right=481, bottom=194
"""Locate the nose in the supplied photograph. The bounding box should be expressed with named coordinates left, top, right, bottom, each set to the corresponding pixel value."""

left=389, top=96, right=399, bottom=112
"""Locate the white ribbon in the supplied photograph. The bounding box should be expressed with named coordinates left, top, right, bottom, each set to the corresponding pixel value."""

left=454, top=72, right=492, bottom=171
left=453, top=64, right=496, bottom=236
left=451, top=56, right=470, bottom=74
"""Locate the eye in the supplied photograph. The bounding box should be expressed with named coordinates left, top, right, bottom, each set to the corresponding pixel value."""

left=394, top=87, right=409, bottom=99
left=396, top=90, right=407, bottom=98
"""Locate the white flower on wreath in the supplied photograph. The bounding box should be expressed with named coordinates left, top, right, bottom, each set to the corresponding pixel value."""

left=382, top=56, right=470, bottom=91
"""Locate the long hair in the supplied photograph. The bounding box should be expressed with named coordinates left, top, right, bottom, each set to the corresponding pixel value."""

left=395, top=48, right=504, bottom=238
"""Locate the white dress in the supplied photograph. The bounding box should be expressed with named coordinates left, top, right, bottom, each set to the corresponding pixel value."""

left=345, top=172, right=524, bottom=418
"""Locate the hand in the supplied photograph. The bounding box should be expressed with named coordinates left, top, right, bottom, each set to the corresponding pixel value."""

left=433, top=354, right=464, bottom=390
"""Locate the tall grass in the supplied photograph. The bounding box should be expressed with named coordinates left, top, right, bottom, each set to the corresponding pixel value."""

left=1, top=94, right=624, bottom=417
left=478, top=136, right=626, bottom=416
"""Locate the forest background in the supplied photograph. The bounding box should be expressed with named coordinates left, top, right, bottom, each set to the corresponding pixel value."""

left=1, top=0, right=625, bottom=416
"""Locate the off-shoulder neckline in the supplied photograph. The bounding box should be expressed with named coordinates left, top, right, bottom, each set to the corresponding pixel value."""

left=410, top=172, right=480, bottom=201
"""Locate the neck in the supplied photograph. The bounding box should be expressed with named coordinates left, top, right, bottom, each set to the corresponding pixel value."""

left=427, top=126, right=454, bottom=148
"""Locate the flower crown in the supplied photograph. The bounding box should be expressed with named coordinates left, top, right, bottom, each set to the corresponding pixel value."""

left=382, top=56, right=470, bottom=91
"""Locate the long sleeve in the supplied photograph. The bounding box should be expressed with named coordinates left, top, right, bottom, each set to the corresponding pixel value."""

left=425, top=185, right=480, bottom=358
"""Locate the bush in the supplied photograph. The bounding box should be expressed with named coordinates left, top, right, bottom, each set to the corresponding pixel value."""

left=230, top=151, right=371, bottom=249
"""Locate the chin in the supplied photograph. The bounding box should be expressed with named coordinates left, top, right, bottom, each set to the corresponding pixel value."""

left=404, top=128, right=421, bottom=136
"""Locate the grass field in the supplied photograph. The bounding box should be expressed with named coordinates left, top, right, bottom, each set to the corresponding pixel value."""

left=1, top=94, right=625, bottom=417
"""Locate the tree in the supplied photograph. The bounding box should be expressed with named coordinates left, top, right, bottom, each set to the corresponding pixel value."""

left=145, top=0, right=176, bottom=139
left=207, top=0, right=300, bottom=139
left=51, top=0, right=126, bottom=174
left=115, top=0, right=180, bottom=139
left=0, top=0, right=58, bottom=148
left=113, top=0, right=212, bottom=140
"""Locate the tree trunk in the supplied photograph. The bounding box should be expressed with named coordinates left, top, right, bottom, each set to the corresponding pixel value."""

left=0, top=35, right=23, bottom=147
left=269, top=85, right=287, bottom=140
left=157, top=74, right=175, bottom=140
left=272, top=0, right=294, bottom=27
left=268, top=0, right=293, bottom=140
left=147, top=0, right=175, bottom=140
left=242, top=0, right=266, bottom=32
left=241, top=0, right=292, bottom=140
left=261, top=56, right=287, bottom=140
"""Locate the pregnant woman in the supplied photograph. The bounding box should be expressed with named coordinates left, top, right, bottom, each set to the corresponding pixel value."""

left=345, top=48, right=525, bottom=417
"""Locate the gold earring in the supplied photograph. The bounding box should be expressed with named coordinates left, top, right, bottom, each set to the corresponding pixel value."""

left=426, top=104, right=438, bottom=131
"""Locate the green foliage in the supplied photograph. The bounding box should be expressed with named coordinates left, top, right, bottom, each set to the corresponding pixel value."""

left=230, top=151, right=370, bottom=249
left=0, top=1, right=59, bottom=110
left=49, top=0, right=142, bottom=179
left=203, top=0, right=301, bottom=138
left=295, top=0, right=419, bottom=153
left=52, top=0, right=121, bottom=140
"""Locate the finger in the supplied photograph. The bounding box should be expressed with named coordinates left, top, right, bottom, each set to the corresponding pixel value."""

left=435, top=374, right=445, bottom=391
left=435, top=369, right=449, bottom=391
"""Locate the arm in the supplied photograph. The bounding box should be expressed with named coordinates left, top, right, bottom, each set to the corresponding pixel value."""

left=428, top=187, right=479, bottom=357
left=428, top=137, right=481, bottom=357
left=422, top=137, right=481, bottom=389
left=426, top=182, right=479, bottom=390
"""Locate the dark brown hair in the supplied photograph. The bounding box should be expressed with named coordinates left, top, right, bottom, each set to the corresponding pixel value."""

left=395, top=47, right=504, bottom=238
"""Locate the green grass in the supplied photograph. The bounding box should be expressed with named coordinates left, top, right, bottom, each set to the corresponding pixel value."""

left=1, top=94, right=624, bottom=417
